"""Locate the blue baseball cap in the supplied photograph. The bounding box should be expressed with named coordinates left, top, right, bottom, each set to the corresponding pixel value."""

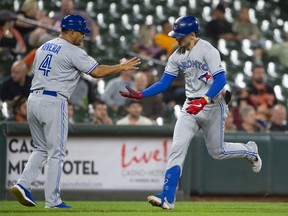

left=61, top=14, right=91, bottom=34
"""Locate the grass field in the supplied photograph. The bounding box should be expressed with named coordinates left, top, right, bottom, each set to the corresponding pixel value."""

left=0, top=201, right=288, bottom=216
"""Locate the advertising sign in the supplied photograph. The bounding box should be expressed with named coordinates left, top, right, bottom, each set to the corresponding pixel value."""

left=6, top=136, right=171, bottom=190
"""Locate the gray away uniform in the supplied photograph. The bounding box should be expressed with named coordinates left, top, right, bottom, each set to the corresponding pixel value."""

left=17, top=37, right=98, bottom=207
left=164, top=39, right=257, bottom=172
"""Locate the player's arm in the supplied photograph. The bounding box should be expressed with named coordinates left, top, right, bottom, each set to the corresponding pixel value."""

left=89, top=57, right=140, bottom=78
left=119, top=72, right=176, bottom=99
left=186, top=72, right=226, bottom=115
left=205, top=71, right=226, bottom=100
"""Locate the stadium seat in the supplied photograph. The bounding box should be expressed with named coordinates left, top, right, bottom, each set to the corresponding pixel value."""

left=132, top=4, right=144, bottom=22
left=109, top=2, right=121, bottom=19
left=155, top=5, right=167, bottom=20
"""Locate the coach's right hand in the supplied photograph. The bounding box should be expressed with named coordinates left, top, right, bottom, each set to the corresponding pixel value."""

left=119, top=86, right=143, bottom=99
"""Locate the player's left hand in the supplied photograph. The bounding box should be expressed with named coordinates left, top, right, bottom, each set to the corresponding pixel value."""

left=119, top=86, right=143, bottom=99
left=186, top=96, right=209, bottom=115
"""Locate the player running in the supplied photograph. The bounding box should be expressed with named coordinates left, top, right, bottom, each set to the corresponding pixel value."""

left=120, top=16, right=262, bottom=210
left=10, top=14, right=140, bottom=208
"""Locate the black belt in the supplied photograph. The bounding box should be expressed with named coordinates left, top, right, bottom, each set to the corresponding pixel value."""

left=30, top=90, right=57, bottom=97
left=188, top=97, right=201, bottom=101
left=188, top=97, right=214, bottom=103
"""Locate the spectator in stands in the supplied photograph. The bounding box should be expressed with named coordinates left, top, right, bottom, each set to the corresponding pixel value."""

left=142, top=66, right=159, bottom=87
left=52, top=0, right=99, bottom=41
left=101, top=58, right=135, bottom=114
left=68, top=102, right=75, bottom=124
left=22, top=34, right=54, bottom=74
left=232, top=87, right=260, bottom=128
left=225, top=110, right=237, bottom=132
left=205, top=3, right=240, bottom=43
left=0, top=60, right=32, bottom=103
left=133, top=72, right=164, bottom=120
left=154, top=20, right=178, bottom=56
left=92, top=100, right=113, bottom=125
left=246, top=64, right=277, bottom=111
left=69, top=74, right=96, bottom=110
left=238, top=105, right=263, bottom=133
left=116, top=99, right=154, bottom=125
left=268, top=104, right=287, bottom=131
left=156, top=67, right=185, bottom=107
left=232, top=6, right=262, bottom=45
left=255, top=106, right=270, bottom=131
left=133, top=24, right=166, bottom=60
left=254, top=32, right=288, bottom=68
left=15, top=0, right=55, bottom=50
left=9, top=95, right=28, bottom=122
left=0, top=10, right=26, bottom=58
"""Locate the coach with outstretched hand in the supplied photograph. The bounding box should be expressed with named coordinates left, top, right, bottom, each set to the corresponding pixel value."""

left=10, top=14, right=140, bottom=209
left=120, top=15, right=262, bottom=210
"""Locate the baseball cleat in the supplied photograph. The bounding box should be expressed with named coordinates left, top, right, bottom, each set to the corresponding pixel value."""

left=247, top=141, right=262, bottom=173
left=251, top=155, right=262, bottom=173
left=10, top=184, right=37, bottom=207
left=45, top=202, right=72, bottom=209
left=147, top=194, right=175, bottom=210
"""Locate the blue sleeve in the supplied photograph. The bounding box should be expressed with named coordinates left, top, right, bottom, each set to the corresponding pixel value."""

left=205, top=72, right=226, bottom=99
left=142, top=72, right=176, bottom=97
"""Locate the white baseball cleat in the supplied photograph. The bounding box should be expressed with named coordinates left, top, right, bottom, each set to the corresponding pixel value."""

left=147, top=194, right=175, bottom=210
left=247, top=141, right=262, bottom=173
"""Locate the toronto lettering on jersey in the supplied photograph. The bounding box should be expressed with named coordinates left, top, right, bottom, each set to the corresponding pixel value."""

left=179, top=59, right=209, bottom=71
left=41, top=43, right=61, bottom=54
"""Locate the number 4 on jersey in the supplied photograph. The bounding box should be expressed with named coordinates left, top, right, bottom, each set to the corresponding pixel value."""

left=39, top=54, right=53, bottom=76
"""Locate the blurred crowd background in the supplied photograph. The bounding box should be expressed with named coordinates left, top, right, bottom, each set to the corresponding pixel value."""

left=0, top=0, right=287, bottom=133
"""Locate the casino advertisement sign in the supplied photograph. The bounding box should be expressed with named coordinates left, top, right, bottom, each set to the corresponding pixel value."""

left=6, top=137, right=171, bottom=190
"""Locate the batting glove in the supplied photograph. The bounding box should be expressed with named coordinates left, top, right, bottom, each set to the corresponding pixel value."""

left=186, top=96, right=210, bottom=115
left=119, top=86, right=143, bottom=99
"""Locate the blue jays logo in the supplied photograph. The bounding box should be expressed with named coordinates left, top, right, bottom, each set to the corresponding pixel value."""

left=78, top=20, right=83, bottom=26
left=198, top=72, right=211, bottom=84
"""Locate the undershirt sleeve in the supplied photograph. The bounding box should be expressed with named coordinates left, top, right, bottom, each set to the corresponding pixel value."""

left=142, top=72, right=176, bottom=97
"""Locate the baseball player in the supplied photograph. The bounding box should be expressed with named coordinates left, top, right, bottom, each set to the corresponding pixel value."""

left=10, top=14, right=140, bottom=208
left=120, top=16, right=262, bottom=210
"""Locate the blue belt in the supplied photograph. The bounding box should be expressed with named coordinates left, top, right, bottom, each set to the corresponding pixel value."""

left=30, top=90, right=57, bottom=97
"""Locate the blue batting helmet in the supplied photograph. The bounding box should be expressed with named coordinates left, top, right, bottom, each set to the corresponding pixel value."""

left=61, top=14, right=91, bottom=34
left=168, top=16, right=199, bottom=39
